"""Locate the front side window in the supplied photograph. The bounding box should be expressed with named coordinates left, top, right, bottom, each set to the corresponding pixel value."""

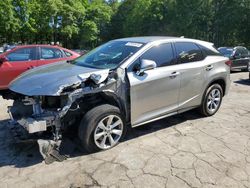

left=175, top=42, right=204, bottom=63
left=41, top=47, right=64, bottom=59
left=72, top=41, right=144, bottom=69
left=140, top=43, right=175, bottom=67
left=234, top=49, right=241, bottom=56
left=7, top=47, right=35, bottom=62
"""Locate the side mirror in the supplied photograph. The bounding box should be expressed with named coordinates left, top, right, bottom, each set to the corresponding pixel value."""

left=0, top=56, right=7, bottom=65
left=136, top=59, right=157, bottom=76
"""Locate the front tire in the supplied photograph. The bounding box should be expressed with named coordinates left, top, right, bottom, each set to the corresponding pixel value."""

left=78, top=104, right=126, bottom=153
left=199, top=84, right=223, bottom=116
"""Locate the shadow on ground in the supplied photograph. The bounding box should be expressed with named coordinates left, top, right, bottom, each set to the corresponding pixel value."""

left=0, top=109, right=204, bottom=168
left=234, top=79, right=250, bottom=86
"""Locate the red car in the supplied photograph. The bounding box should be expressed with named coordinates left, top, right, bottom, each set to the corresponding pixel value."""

left=0, top=45, right=80, bottom=91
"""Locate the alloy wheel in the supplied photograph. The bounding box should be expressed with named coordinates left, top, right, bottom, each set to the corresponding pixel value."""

left=94, top=115, right=123, bottom=150
left=207, top=88, right=221, bottom=113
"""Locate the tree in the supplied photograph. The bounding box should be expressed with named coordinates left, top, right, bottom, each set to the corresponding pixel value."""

left=0, top=0, right=20, bottom=43
left=78, top=0, right=112, bottom=47
left=1, top=0, right=250, bottom=49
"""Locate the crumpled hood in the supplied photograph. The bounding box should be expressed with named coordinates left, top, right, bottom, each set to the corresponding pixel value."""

left=9, top=61, right=110, bottom=96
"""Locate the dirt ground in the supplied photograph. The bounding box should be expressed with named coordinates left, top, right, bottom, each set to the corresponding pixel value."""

left=0, top=72, right=250, bottom=188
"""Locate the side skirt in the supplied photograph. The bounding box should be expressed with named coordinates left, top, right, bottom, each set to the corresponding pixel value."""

left=131, top=106, right=198, bottom=128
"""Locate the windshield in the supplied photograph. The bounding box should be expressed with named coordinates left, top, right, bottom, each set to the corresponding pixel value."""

left=72, top=41, right=144, bottom=69
left=218, top=48, right=233, bottom=57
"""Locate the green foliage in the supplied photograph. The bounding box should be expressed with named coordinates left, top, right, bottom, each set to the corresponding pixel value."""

left=0, top=0, right=250, bottom=48
left=0, top=0, right=20, bottom=42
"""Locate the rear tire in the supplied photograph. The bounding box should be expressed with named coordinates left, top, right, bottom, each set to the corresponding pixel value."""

left=199, top=84, right=223, bottom=116
left=78, top=104, right=126, bottom=153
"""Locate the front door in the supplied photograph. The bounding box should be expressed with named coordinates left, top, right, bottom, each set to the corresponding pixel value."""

left=0, top=47, right=37, bottom=89
left=232, top=48, right=246, bottom=69
left=127, top=43, right=180, bottom=126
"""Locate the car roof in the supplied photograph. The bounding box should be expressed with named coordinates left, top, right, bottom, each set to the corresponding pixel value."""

left=114, top=36, right=179, bottom=43
left=218, top=47, right=233, bottom=49
left=14, top=44, right=62, bottom=48
left=113, top=36, right=215, bottom=48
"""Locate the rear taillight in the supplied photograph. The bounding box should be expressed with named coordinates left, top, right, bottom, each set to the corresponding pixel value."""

left=225, top=60, right=232, bottom=67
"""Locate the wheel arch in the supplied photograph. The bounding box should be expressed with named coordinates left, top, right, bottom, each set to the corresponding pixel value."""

left=206, top=77, right=226, bottom=96
left=67, top=90, right=127, bottom=120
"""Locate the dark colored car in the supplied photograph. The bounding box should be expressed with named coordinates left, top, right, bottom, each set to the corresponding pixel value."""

left=218, top=46, right=250, bottom=71
left=0, top=45, right=80, bottom=93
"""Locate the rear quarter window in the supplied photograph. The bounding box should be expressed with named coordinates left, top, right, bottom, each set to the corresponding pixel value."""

left=199, top=45, right=222, bottom=56
left=63, top=50, right=73, bottom=57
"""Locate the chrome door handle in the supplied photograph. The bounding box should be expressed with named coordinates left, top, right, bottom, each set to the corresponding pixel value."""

left=169, top=71, right=180, bottom=79
left=206, top=65, right=214, bottom=71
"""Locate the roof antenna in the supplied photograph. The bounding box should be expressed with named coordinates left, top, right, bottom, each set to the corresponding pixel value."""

left=180, top=36, right=185, bottom=38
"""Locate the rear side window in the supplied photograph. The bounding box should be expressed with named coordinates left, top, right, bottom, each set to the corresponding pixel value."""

left=140, top=43, right=175, bottom=67
left=175, top=42, right=204, bottom=63
left=41, top=47, right=64, bottom=59
left=63, top=50, right=72, bottom=57
left=199, top=45, right=221, bottom=56
left=238, top=47, right=248, bottom=56
left=7, top=47, right=36, bottom=62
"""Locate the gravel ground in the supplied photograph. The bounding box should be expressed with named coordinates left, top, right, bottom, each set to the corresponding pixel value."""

left=0, top=72, right=249, bottom=188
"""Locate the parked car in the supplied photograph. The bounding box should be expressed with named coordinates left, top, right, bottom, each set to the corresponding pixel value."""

left=71, top=49, right=88, bottom=55
left=8, top=37, right=230, bottom=162
left=0, top=45, right=80, bottom=94
left=3, top=44, right=17, bottom=52
left=218, top=46, right=250, bottom=71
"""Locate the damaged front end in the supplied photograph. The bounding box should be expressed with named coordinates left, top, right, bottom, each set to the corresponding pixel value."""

left=8, top=64, right=119, bottom=163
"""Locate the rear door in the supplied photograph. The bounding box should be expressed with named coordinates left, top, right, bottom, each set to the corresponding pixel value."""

left=173, top=42, right=206, bottom=109
left=127, top=42, right=180, bottom=126
left=0, top=47, right=37, bottom=89
left=37, top=46, right=68, bottom=66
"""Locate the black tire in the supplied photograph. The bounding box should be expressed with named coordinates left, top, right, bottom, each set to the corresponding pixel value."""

left=199, top=84, right=223, bottom=117
left=78, top=104, right=126, bottom=153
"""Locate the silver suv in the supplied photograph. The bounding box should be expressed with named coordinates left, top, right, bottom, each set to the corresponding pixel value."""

left=8, top=37, right=230, bottom=161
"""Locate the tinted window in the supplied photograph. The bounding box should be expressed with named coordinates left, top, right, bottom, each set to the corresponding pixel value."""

left=175, top=42, right=204, bottom=63
left=7, top=47, right=36, bottom=62
left=199, top=45, right=221, bottom=56
left=41, top=47, right=64, bottom=59
left=238, top=47, right=248, bottom=56
left=140, top=43, right=175, bottom=67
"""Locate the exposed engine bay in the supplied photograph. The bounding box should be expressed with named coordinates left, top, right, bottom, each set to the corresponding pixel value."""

left=7, top=66, right=129, bottom=164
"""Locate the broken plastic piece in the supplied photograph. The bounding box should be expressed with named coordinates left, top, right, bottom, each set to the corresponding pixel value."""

left=37, top=139, right=67, bottom=164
